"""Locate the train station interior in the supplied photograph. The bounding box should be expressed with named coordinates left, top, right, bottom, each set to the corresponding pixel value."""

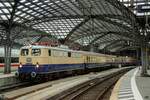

left=0, top=0, right=150, bottom=100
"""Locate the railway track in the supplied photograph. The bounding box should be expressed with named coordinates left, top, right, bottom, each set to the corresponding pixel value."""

left=0, top=80, right=48, bottom=99
left=0, top=79, right=48, bottom=99
left=49, top=68, right=130, bottom=100
left=0, top=75, right=57, bottom=94
left=0, top=81, right=31, bottom=93
left=0, top=68, right=132, bottom=100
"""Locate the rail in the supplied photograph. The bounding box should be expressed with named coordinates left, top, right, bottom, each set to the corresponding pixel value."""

left=48, top=68, right=131, bottom=100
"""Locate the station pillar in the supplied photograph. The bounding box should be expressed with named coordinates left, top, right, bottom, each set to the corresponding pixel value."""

left=136, top=49, right=140, bottom=60
left=146, top=48, right=150, bottom=69
left=4, top=42, right=12, bottom=74
left=90, top=45, right=94, bottom=52
left=118, top=64, right=122, bottom=68
left=90, top=45, right=98, bottom=52
left=136, top=49, right=140, bottom=66
left=141, top=45, right=148, bottom=76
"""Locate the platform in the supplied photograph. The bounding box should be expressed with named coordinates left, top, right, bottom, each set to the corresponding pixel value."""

left=0, top=67, right=17, bottom=74
left=0, top=72, right=16, bottom=79
left=0, top=66, right=17, bottom=78
left=0, top=67, right=17, bottom=76
left=110, top=67, right=150, bottom=100
left=0, top=73, right=15, bottom=79
left=136, top=68, right=150, bottom=100
left=0, top=72, right=18, bottom=88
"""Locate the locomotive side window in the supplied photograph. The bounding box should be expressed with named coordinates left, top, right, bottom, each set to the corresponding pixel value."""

left=21, top=49, right=29, bottom=56
left=32, top=49, right=41, bottom=56
left=53, top=50, right=63, bottom=57
left=63, top=52, right=67, bottom=57
left=72, top=53, right=81, bottom=58
left=68, top=52, right=71, bottom=57
left=87, top=56, right=90, bottom=62
left=48, top=50, right=51, bottom=56
left=86, top=56, right=88, bottom=62
left=59, top=51, right=64, bottom=56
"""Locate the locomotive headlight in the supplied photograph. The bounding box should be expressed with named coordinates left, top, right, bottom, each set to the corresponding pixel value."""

left=19, top=62, right=22, bottom=68
left=36, top=62, right=39, bottom=68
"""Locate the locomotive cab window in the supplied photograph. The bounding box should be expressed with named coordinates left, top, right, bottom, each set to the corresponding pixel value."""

left=32, top=49, right=41, bottom=56
left=68, top=52, right=71, bottom=57
left=21, top=49, right=29, bottom=56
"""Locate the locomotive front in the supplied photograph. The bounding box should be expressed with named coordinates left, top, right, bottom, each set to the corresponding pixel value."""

left=16, top=46, right=49, bottom=79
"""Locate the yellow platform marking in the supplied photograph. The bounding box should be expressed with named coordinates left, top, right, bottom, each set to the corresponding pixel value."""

left=109, top=76, right=124, bottom=100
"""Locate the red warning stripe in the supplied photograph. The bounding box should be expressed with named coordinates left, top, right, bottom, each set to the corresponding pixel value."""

left=0, top=63, right=19, bottom=67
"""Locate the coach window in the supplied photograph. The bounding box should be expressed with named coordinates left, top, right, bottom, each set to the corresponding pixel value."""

left=21, top=49, right=29, bottom=56
left=48, top=50, right=51, bottom=56
left=68, top=52, right=71, bottom=57
left=87, top=56, right=90, bottom=62
left=86, top=56, right=88, bottom=62
left=32, top=49, right=41, bottom=56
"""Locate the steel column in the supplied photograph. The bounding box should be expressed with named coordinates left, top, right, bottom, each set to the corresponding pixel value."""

left=141, top=44, right=148, bottom=76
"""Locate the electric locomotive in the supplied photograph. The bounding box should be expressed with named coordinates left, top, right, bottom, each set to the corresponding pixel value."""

left=16, top=45, right=84, bottom=79
left=16, top=45, right=136, bottom=79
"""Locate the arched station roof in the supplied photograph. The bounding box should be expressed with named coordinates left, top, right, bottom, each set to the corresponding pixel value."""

left=0, top=0, right=141, bottom=52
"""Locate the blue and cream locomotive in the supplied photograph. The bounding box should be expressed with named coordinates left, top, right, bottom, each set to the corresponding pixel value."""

left=16, top=45, right=136, bottom=79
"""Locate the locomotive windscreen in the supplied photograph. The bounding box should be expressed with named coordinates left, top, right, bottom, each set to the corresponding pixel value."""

left=31, top=49, right=41, bottom=56
left=21, top=49, right=29, bottom=56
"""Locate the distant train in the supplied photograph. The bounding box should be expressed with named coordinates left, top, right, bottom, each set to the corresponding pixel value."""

left=0, top=48, right=19, bottom=63
left=0, top=48, right=19, bottom=68
left=16, top=45, right=137, bottom=80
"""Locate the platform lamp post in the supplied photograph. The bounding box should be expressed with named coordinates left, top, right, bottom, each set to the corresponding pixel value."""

left=147, top=42, right=150, bottom=69
left=140, top=28, right=149, bottom=76
left=4, top=27, right=13, bottom=74
left=145, top=4, right=150, bottom=70
left=140, top=41, right=148, bottom=76
left=140, top=0, right=150, bottom=76
left=146, top=46, right=150, bottom=70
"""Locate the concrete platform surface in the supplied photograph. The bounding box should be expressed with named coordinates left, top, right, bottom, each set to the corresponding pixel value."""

left=0, top=73, right=15, bottom=79
left=110, top=68, right=136, bottom=100
left=0, top=67, right=17, bottom=74
left=136, top=69, right=150, bottom=100
left=110, top=67, right=150, bottom=100
left=0, top=67, right=17, bottom=79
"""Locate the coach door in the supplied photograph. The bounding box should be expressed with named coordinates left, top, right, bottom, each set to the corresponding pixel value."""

left=48, top=49, right=52, bottom=64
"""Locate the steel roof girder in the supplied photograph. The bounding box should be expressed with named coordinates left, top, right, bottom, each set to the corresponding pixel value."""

left=102, top=39, right=140, bottom=51
left=64, top=15, right=134, bottom=42
left=64, top=17, right=90, bottom=42
left=27, top=14, right=132, bottom=26
left=116, top=46, right=140, bottom=52
left=89, top=32, right=111, bottom=45
left=105, top=0, right=136, bottom=23
left=95, top=17, right=134, bottom=33
left=103, top=40, right=126, bottom=50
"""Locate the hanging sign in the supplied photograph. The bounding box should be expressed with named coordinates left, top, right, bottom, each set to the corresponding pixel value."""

left=138, top=4, right=150, bottom=13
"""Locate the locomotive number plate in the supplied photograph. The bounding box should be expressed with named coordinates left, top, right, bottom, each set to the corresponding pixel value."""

left=26, top=57, right=32, bottom=63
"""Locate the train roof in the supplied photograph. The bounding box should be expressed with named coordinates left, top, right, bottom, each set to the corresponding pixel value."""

left=21, top=45, right=116, bottom=57
left=21, top=45, right=81, bottom=53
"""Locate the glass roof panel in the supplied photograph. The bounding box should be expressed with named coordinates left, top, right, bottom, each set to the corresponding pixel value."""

left=0, top=0, right=137, bottom=52
left=32, top=18, right=84, bottom=39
